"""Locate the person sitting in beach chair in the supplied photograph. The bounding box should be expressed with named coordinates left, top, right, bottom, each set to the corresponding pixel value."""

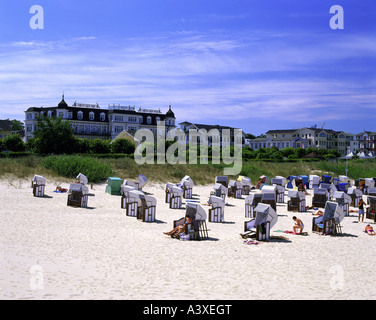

left=164, top=215, right=193, bottom=238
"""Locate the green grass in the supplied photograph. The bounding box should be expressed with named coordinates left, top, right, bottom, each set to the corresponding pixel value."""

left=0, top=155, right=374, bottom=185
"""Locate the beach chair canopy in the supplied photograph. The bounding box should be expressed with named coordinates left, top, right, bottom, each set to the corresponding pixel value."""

left=121, top=185, right=136, bottom=196
left=68, top=183, right=88, bottom=195
left=208, top=195, right=225, bottom=209
left=299, top=175, right=309, bottom=185
left=322, top=175, right=332, bottom=183
left=245, top=193, right=263, bottom=206
left=272, top=178, right=283, bottom=186
left=238, top=176, right=251, bottom=186
left=365, top=178, right=375, bottom=188
left=287, top=175, right=298, bottom=182
left=32, top=175, right=46, bottom=185
left=261, top=185, right=277, bottom=194
left=309, top=175, right=320, bottom=183
left=76, top=173, right=88, bottom=185
left=137, top=174, right=148, bottom=189
left=127, top=189, right=145, bottom=206
left=368, top=187, right=376, bottom=195
left=212, top=183, right=227, bottom=197
left=180, top=175, right=194, bottom=188
left=288, top=190, right=306, bottom=201
left=339, top=175, right=349, bottom=183
left=229, top=180, right=242, bottom=189
left=322, top=201, right=345, bottom=223
left=320, top=183, right=332, bottom=190
left=262, top=192, right=276, bottom=201
left=107, top=177, right=122, bottom=185
left=347, top=187, right=363, bottom=197
left=275, top=176, right=287, bottom=186
left=123, top=179, right=137, bottom=188
left=314, top=188, right=328, bottom=196
left=368, top=196, right=376, bottom=206
left=186, top=203, right=207, bottom=221
left=215, top=176, right=228, bottom=187
left=171, top=185, right=184, bottom=196
left=254, top=203, right=278, bottom=229
left=141, top=194, right=157, bottom=207
left=332, top=191, right=351, bottom=205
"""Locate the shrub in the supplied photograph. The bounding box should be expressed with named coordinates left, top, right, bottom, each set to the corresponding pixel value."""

left=110, top=138, right=136, bottom=154
left=41, top=155, right=112, bottom=183
left=89, top=139, right=111, bottom=154
left=2, top=134, right=25, bottom=152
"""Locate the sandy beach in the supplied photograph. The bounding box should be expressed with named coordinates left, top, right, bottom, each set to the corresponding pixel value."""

left=1, top=177, right=376, bottom=300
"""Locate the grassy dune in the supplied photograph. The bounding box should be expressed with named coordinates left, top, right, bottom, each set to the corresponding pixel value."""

left=0, top=155, right=375, bottom=185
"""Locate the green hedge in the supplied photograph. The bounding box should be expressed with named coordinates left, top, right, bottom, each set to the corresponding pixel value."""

left=41, top=155, right=113, bottom=183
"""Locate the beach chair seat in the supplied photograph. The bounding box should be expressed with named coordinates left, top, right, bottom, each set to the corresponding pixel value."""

left=211, top=183, right=227, bottom=200
left=366, top=196, right=376, bottom=222
left=208, top=195, right=225, bottom=223
left=180, top=176, right=194, bottom=199
left=228, top=180, right=242, bottom=199
left=243, top=203, right=278, bottom=241
left=245, top=193, right=263, bottom=218
left=287, top=190, right=306, bottom=212
left=332, top=191, right=351, bottom=217
left=173, top=204, right=209, bottom=241
left=312, top=201, right=344, bottom=236
left=347, top=187, right=363, bottom=207
left=238, top=176, right=251, bottom=195
left=121, top=185, right=136, bottom=209
left=312, top=188, right=329, bottom=208
left=309, top=175, right=320, bottom=189
left=67, top=183, right=88, bottom=208
left=32, top=175, right=46, bottom=197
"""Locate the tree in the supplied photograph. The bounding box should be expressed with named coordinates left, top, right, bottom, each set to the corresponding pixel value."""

left=10, top=119, right=24, bottom=132
left=111, top=138, right=136, bottom=154
left=34, top=116, right=76, bottom=154
left=2, top=134, right=25, bottom=152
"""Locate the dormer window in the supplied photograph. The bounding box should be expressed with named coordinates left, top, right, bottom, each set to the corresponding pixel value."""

left=77, top=111, right=83, bottom=120
left=100, top=113, right=105, bottom=121
left=147, top=116, right=152, bottom=125
left=89, top=112, right=94, bottom=121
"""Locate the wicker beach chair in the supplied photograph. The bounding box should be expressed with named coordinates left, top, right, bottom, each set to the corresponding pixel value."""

left=309, top=175, right=320, bottom=189
left=256, top=175, right=271, bottom=189
left=126, top=189, right=157, bottom=222
left=238, top=176, right=251, bottom=195
left=208, top=195, right=225, bottom=223
left=173, top=204, right=209, bottom=241
left=215, top=176, right=228, bottom=188
left=367, top=188, right=376, bottom=204
left=169, top=185, right=183, bottom=209
left=312, top=201, right=344, bottom=235
left=32, top=175, right=46, bottom=197
left=272, top=178, right=286, bottom=203
left=242, top=203, right=278, bottom=241
left=366, top=196, right=376, bottom=222
left=245, top=193, right=263, bottom=218
left=332, top=191, right=351, bottom=217
left=286, top=175, right=298, bottom=189
left=261, top=186, right=277, bottom=212
left=312, top=188, right=329, bottom=208
left=347, top=187, right=363, bottom=207
left=120, top=185, right=136, bottom=209
left=287, top=190, right=306, bottom=212
left=123, top=174, right=148, bottom=191
left=67, top=183, right=89, bottom=208
left=180, top=175, right=194, bottom=199
left=211, top=183, right=227, bottom=200
left=228, top=180, right=242, bottom=199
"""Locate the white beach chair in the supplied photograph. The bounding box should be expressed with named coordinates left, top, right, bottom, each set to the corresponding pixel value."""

left=76, top=173, right=88, bottom=185
left=67, top=183, right=89, bottom=208
left=180, top=175, right=194, bottom=199
left=312, top=201, right=344, bottom=235
left=211, top=183, right=227, bottom=200
left=228, top=180, right=242, bottom=199
left=245, top=193, right=263, bottom=218
left=309, top=175, right=320, bottom=189
left=32, top=175, right=46, bottom=197
left=120, top=185, right=136, bottom=209
left=332, top=191, right=351, bottom=217
left=208, top=195, right=225, bottom=223
left=242, top=203, right=278, bottom=241
left=287, top=190, right=306, bottom=212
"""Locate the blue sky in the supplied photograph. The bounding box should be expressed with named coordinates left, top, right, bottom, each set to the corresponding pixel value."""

left=0, top=0, right=375, bottom=135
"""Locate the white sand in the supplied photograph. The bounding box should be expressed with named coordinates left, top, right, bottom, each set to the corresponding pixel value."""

left=1, top=178, right=376, bottom=300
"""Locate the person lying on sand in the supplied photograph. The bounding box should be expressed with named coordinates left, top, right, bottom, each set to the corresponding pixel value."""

left=55, top=186, right=68, bottom=192
left=312, top=209, right=324, bottom=216
left=365, top=224, right=375, bottom=235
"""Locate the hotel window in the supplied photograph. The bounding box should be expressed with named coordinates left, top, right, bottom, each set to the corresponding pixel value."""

left=89, top=112, right=95, bottom=121
left=68, top=112, right=73, bottom=119
left=47, top=111, right=52, bottom=118
left=156, top=117, right=161, bottom=124
left=27, top=113, right=32, bottom=120
left=100, top=113, right=105, bottom=121
left=115, top=115, right=123, bottom=122
left=139, top=117, right=143, bottom=123
left=147, top=116, right=152, bottom=125
left=77, top=111, right=83, bottom=120
left=128, top=116, right=137, bottom=123
left=58, top=112, right=64, bottom=118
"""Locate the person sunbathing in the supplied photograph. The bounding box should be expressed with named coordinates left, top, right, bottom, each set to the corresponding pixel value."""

left=164, top=215, right=193, bottom=238
left=365, top=224, right=375, bottom=235
left=312, top=209, right=324, bottom=216
left=55, top=186, right=68, bottom=192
